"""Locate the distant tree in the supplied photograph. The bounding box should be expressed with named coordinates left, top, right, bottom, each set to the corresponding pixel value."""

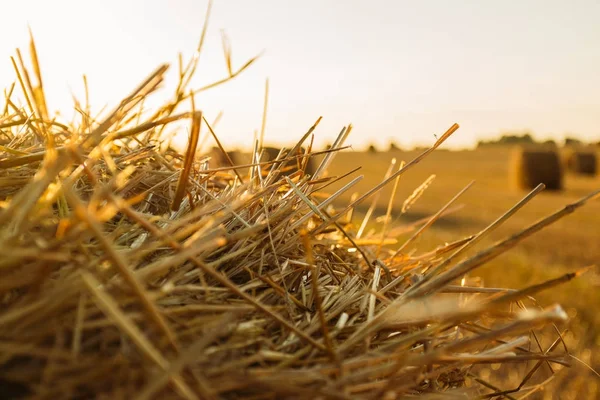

left=389, top=142, right=401, bottom=152
left=478, top=132, right=536, bottom=147
left=367, top=144, right=377, bottom=153
left=564, top=137, right=582, bottom=147
left=498, top=133, right=535, bottom=145
left=542, top=139, right=557, bottom=147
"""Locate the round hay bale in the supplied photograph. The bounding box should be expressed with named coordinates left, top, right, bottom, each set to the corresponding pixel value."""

left=261, top=146, right=316, bottom=177
left=203, top=147, right=241, bottom=169
left=509, top=147, right=563, bottom=191
left=261, top=146, right=282, bottom=163
left=224, top=150, right=243, bottom=171
left=565, top=151, right=597, bottom=176
left=296, top=147, right=317, bottom=177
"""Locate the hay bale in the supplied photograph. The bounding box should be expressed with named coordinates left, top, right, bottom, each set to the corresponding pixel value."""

left=203, top=146, right=241, bottom=169
left=510, top=147, right=563, bottom=190
left=260, top=146, right=282, bottom=163
left=261, top=146, right=316, bottom=176
left=565, top=150, right=597, bottom=176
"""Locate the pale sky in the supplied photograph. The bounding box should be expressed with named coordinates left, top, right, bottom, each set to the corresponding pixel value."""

left=1, top=0, right=599, bottom=150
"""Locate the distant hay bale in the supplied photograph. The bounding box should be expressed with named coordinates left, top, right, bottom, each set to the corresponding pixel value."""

left=261, top=146, right=316, bottom=176
left=565, top=150, right=597, bottom=176
left=261, top=146, right=282, bottom=163
left=203, top=147, right=241, bottom=169
left=510, top=147, right=563, bottom=190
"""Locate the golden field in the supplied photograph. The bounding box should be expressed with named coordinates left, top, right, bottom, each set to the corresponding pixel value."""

left=323, top=145, right=600, bottom=397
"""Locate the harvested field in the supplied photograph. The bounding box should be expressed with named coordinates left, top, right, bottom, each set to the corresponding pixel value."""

left=326, top=146, right=600, bottom=397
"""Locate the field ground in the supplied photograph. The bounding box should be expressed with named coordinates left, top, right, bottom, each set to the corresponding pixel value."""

left=323, top=146, right=600, bottom=397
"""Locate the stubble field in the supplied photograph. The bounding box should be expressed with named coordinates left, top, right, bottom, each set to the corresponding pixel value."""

left=324, top=145, right=600, bottom=396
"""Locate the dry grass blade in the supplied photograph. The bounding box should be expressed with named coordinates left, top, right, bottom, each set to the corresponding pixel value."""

left=302, top=232, right=337, bottom=362
left=407, top=183, right=546, bottom=294
left=134, top=312, right=236, bottom=400
left=312, top=123, right=460, bottom=234
left=28, top=29, right=49, bottom=122
left=408, top=188, right=600, bottom=298
left=9, top=57, right=40, bottom=142
left=115, top=111, right=193, bottom=140
left=376, top=160, right=403, bottom=258
left=63, top=186, right=179, bottom=350
left=259, top=78, right=269, bottom=151
left=490, top=266, right=594, bottom=305
left=83, top=63, right=169, bottom=149
left=191, top=51, right=263, bottom=95
left=202, top=115, right=244, bottom=182
left=313, top=124, right=351, bottom=180
left=357, top=157, right=396, bottom=238
left=402, top=173, right=435, bottom=214
left=80, top=272, right=197, bottom=400
left=393, top=180, right=474, bottom=257
left=172, top=110, right=202, bottom=211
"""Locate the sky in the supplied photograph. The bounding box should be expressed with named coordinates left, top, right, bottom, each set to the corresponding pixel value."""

left=1, top=0, right=599, bottom=150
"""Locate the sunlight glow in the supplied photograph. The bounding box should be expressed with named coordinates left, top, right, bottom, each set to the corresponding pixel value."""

left=1, top=0, right=599, bottom=150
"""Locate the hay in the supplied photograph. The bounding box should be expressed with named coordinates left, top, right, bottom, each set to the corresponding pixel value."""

left=203, top=147, right=242, bottom=169
left=565, top=150, right=597, bottom=176
left=261, top=146, right=316, bottom=177
left=0, top=25, right=598, bottom=400
left=510, top=147, right=564, bottom=191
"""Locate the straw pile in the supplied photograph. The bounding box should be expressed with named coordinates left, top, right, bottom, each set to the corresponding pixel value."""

left=565, top=150, right=597, bottom=176
left=509, top=147, right=563, bottom=191
left=1, top=24, right=599, bottom=400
